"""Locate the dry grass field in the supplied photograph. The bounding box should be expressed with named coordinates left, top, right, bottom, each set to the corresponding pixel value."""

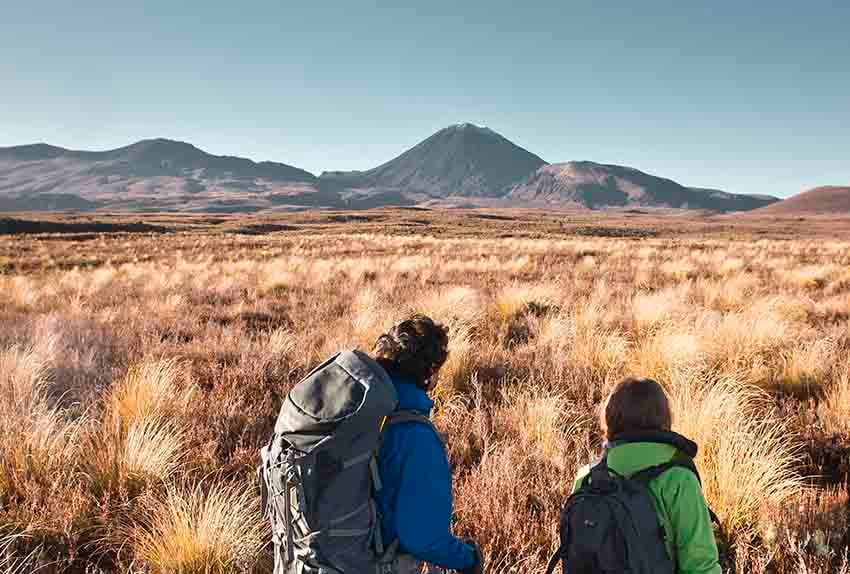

left=0, top=209, right=849, bottom=573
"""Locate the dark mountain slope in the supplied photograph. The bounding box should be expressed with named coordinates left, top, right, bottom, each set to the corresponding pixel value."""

left=319, top=123, right=546, bottom=199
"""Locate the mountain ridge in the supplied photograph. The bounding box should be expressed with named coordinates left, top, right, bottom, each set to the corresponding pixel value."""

left=0, top=138, right=318, bottom=212
left=0, top=138, right=317, bottom=181
left=0, top=126, right=783, bottom=212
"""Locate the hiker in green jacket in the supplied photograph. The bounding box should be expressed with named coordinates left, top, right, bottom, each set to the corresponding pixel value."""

left=572, top=377, right=721, bottom=574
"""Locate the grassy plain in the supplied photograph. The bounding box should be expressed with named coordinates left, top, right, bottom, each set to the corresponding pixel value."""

left=0, top=209, right=848, bottom=573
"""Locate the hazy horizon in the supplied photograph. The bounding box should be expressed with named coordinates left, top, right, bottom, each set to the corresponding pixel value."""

left=2, top=1, right=849, bottom=198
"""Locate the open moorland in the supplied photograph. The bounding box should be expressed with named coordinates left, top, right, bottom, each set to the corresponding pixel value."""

left=1, top=209, right=849, bottom=573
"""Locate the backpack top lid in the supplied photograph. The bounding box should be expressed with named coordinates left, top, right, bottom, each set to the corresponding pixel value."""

left=273, top=350, right=398, bottom=451
left=288, top=351, right=388, bottom=421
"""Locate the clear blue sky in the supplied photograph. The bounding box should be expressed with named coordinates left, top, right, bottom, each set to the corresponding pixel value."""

left=2, top=1, right=848, bottom=197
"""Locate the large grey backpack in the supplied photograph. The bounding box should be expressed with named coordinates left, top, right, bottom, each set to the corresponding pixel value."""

left=258, top=350, right=417, bottom=574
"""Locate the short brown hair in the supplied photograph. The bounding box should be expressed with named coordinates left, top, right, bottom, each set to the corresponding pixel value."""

left=373, top=314, right=449, bottom=389
left=600, top=377, right=672, bottom=440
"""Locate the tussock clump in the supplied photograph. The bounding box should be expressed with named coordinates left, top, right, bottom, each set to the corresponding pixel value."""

left=349, top=286, right=395, bottom=351
left=434, top=326, right=475, bottom=400
left=0, top=336, right=56, bottom=413
left=497, top=387, right=589, bottom=462
left=777, top=338, right=838, bottom=396
left=782, top=264, right=838, bottom=290
left=85, top=358, right=192, bottom=497
left=698, top=272, right=761, bottom=311
left=419, top=285, right=483, bottom=330
left=568, top=307, right=630, bottom=386
left=629, top=326, right=703, bottom=384
left=631, top=287, right=688, bottom=332
left=0, top=407, right=81, bottom=502
left=697, top=305, right=791, bottom=384
left=0, top=334, right=91, bottom=558
left=117, top=480, right=267, bottom=574
left=819, top=363, right=850, bottom=435
left=110, top=358, right=193, bottom=424
left=85, top=416, right=187, bottom=497
left=669, top=373, right=804, bottom=544
left=494, top=283, right=561, bottom=324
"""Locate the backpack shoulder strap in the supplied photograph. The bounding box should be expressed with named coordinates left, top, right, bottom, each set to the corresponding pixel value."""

left=384, top=410, right=446, bottom=449
left=385, top=410, right=432, bottom=426
left=544, top=546, right=562, bottom=574
left=630, top=454, right=700, bottom=485
left=630, top=455, right=721, bottom=526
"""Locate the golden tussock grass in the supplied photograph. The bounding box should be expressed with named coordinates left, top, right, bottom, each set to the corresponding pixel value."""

left=0, top=337, right=55, bottom=414
left=1, top=219, right=849, bottom=572
left=84, top=416, right=187, bottom=498
left=820, top=363, right=850, bottom=435
left=117, top=480, right=267, bottom=574
left=109, top=358, right=193, bottom=424
left=669, top=373, right=804, bottom=544
left=433, top=326, right=476, bottom=400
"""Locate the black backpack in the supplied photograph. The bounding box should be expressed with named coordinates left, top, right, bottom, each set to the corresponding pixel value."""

left=545, top=454, right=717, bottom=574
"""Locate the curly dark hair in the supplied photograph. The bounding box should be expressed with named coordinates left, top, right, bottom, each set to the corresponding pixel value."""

left=373, top=314, right=449, bottom=389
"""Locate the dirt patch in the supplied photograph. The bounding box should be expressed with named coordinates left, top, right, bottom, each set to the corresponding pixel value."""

left=323, top=214, right=377, bottom=224
left=232, top=223, right=297, bottom=235
left=574, top=226, right=660, bottom=238
left=0, top=217, right=169, bottom=235
left=474, top=213, right=518, bottom=222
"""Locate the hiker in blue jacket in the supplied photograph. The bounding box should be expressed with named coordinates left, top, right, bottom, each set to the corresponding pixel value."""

left=373, top=315, right=483, bottom=574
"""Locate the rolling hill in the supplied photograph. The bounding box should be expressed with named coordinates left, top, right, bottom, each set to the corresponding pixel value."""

left=509, top=162, right=779, bottom=212
left=0, top=139, right=318, bottom=212
left=746, top=186, right=850, bottom=216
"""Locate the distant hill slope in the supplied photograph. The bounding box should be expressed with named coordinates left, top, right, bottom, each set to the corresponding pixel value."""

left=0, top=139, right=317, bottom=212
left=746, top=186, right=850, bottom=216
left=319, top=123, right=546, bottom=200
left=509, top=162, right=779, bottom=212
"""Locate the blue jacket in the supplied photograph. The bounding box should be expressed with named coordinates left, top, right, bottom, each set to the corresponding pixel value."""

left=375, top=375, right=476, bottom=570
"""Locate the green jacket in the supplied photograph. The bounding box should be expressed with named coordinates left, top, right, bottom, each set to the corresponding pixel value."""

left=573, top=437, right=721, bottom=574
